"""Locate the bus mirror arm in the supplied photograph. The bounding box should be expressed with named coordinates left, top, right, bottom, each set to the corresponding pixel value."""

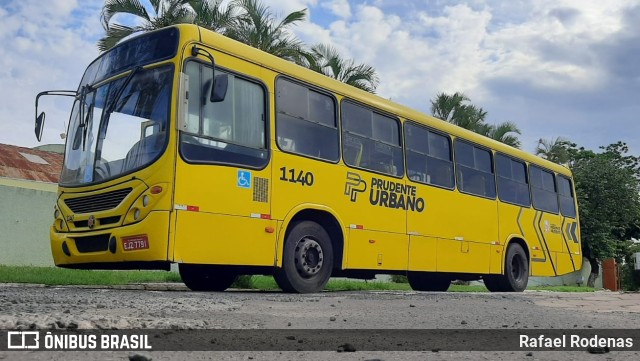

left=34, top=90, right=77, bottom=142
left=191, top=45, right=227, bottom=103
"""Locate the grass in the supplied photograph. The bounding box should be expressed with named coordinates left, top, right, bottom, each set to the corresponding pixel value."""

left=0, top=266, right=595, bottom=292
left=0, top=265, right=181, bottom=286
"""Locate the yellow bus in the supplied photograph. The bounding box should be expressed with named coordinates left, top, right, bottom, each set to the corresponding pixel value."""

left=35, top=24, right=581, bottom=293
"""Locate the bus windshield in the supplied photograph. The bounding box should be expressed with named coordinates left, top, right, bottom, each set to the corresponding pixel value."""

left=60, top=65, right=173, bottom=186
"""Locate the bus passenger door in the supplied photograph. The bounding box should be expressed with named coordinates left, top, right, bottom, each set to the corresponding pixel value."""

left=172, top=55, right=276, bottom=267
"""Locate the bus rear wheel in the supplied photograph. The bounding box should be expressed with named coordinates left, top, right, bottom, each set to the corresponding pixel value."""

left=274, top=221, right=333, bottom=294
left=407, top=272, right=451, bottom=292
left=179, top=264, right=237, bottom=292
left=484, top=243, right=529, bottom=292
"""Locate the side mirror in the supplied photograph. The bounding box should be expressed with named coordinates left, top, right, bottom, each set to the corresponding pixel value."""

left=35, top=112, right=46, bottom=142
left=211, top=74, right=228, bottom=103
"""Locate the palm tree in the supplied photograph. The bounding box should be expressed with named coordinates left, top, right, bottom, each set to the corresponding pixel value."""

left=190, top=0, right=237, bottom=33
left=226, top=0, right=307, bottom=61
left=301, top=43, right=379, bottom=93
left=430, top=92, right=522, bottom=148
left=99, top=0, right=196, bottom=52
left=430, top=92, right=487, bottom=131
left=430, top=92, right=469, bottom=122
left=535, top=137, right=572, bottom=164
left=482, top=122, right=522, bottom=148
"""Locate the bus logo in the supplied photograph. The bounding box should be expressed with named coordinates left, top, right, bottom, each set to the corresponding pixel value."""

left=237, top=170, right=252, bottom=189
left=344, top=172, right=367, bottom=202
left=87, top=215, right=95, bottom=229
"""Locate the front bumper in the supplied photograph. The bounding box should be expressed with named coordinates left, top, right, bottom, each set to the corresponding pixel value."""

left=51, top=210, right=171, bottom=269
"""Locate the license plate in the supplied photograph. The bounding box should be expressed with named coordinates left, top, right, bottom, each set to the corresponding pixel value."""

left=122, top=235, right=149, bottom=251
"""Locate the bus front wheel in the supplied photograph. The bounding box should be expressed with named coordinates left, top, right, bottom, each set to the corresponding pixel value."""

left=484, top=243, right=529, bottom=292
left=407, top=272, right=451, bottom=291
left=274, top=221, right=334, bottom=293
left=179, top=264, right=237, bottom=292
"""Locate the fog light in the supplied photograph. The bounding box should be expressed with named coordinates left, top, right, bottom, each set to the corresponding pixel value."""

left=142, top=195, right=149, bottom=207
left=134, top=209, right=141, bottom=220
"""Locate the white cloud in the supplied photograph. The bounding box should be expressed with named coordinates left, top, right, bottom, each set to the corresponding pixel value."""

left=0, top=0, right=638, bottom=156
left=0, top=0, right=101, bottom=148
left=321, top=0, right=352, bottom=19
left=290, top=0, right=640, bottom=153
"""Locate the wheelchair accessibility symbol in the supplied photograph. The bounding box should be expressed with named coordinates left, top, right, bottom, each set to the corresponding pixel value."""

left=237, top=170, right=252, bottom=189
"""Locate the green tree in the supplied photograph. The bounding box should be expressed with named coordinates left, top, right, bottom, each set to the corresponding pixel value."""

left=190, top=0, right=237, bottom=33
left=225, top=0, right=307, bottom=61
left=535, top=137, right=572, bottom=164
left=300, top=43, right=379, bottom=93
left=569, top=142, right=640, bottom=287
left=476, top=122, right=521, bottom=148
left=99, top=0, right=196, bottom=52
left=430, top=92, right=521, bottom=148
left=430, top=92, right=486, bottom=130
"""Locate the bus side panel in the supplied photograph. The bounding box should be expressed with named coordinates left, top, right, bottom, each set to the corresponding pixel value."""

left=407, top=235, right=437, bottom=272
left=347, top=229, right=408, bottom=270
left=538, top=212, right=570, bottom=276
left=172, top=210, right=276, bottom=266
left=172, top=159, right=275, bottom=266
left=340, top=171, right=408, bottom=271
left=408, top=184, right=493, bottom=274
left=524, top=209, right=559, bottom=277
left=562, top=216, right=582, bottom=273
left=496, top=203, right=529, bottom=274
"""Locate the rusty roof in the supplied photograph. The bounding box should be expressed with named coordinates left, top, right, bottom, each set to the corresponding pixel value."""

left=0, top=143, right=64, bottom=183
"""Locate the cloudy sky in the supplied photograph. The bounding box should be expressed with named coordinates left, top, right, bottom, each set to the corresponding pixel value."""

left=1, top=0, right=639, bottom=156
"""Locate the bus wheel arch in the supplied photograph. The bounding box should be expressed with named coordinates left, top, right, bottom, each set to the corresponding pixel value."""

left=275, top=208, right=345, bottom=293
left=484, top=237, right=530, bottom=292
left=279, top=208, right=345, bottom=272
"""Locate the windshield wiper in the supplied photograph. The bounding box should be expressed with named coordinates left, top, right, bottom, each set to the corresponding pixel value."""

left=105, top=66, right=141, bottom=115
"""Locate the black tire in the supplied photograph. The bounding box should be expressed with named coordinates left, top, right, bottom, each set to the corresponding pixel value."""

left=485, top=243, right=529, bottom=292
left=274, top=221, right=334, bottom=293
left=482, top=275, right=504, bottom=292
left=407, top=272, right=451, bottom=292
left=179, top=264, right=237, bottom=292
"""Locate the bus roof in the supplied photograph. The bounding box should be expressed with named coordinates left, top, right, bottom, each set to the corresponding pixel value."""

left=176, top=24, right=571, bottom=177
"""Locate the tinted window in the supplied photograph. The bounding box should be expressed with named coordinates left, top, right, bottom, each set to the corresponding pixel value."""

left=496, top=154, right=530, bottom=206
left=342, top=101, right=404, bottom=177
left=276, top=78, right=339, bottom=161
left=558, top=176, right=576, bottom=217
left=180, top=61, right=268, bottom=168
left=405, top=123, right=454, bottom=188
left=455, top=140, right=496, bottom=198
left=530, top=166, right=559, bottom=213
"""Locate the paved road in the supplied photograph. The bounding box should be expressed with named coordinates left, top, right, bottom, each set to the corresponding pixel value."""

left=0, top=284, right=639, bottom=360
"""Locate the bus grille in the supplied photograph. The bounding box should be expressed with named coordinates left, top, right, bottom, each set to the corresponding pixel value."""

left=64, top=188, right=133, bottom=214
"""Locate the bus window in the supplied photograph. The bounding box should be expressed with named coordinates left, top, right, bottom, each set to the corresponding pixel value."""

left=455, top=140, right=496, bottom=198
left=180, top=61, right=268, bottom=168
left=342, top=101, right=404, bottom=177
left=405, top=122, right=454, bottom=188
left=275, top=78, right=339, bottom=161
left=558, top=176, right=576, bottom=217
left=496, top=154, right=531, bottom=207
left=530, top=166, right=559, bottom=213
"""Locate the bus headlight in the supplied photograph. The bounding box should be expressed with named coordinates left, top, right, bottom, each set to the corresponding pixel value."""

left=53, top=206, right=68, bottom=232
left=123, top=183, right=166, bottom=225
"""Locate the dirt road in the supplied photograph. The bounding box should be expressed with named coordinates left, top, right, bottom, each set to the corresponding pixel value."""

left=1, top=284, right=638, bottom=360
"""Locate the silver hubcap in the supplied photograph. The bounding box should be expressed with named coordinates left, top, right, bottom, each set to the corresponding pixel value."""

left=294, top=237, right=323, bottom=277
